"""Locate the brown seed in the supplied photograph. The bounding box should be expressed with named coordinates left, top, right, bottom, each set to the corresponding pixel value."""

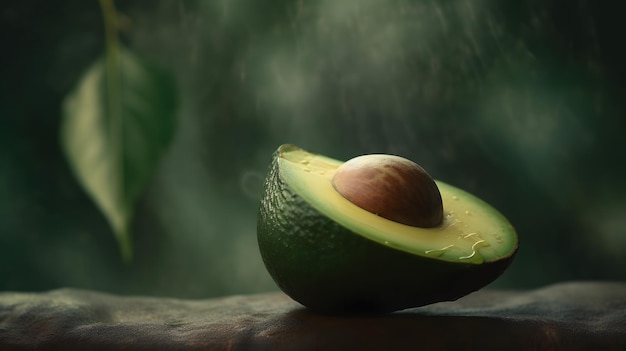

left=331, top=154, right=443, bottom=228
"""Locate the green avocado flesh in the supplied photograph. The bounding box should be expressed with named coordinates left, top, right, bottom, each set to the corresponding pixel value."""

left=257, top=144, right=518, bottom=314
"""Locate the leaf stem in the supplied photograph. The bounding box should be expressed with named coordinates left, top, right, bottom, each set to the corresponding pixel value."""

left=99, top=0, right=131, bottom=262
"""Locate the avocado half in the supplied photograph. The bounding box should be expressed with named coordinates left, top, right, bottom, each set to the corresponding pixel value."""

left=257, top=145, right=518, bottom=314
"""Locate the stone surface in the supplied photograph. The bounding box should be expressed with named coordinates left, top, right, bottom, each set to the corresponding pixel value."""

left=0, top=281, right=624, bottom=350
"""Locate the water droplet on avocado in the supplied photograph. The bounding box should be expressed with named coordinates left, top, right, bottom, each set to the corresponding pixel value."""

left=459, top=240, right=489, bottom=261
left=425, top=245, right=454, bottom=257
left=465, top=210, right=471, bottom=215
left=452, top=195, right=459, bottom=200
left=460, top=232, right=479, bottom=239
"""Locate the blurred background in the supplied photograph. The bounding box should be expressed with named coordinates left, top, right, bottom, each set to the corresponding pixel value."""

left=1, top=0, right=624, bottom=299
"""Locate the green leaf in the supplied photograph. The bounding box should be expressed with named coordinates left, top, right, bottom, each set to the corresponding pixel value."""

left=61, top=46, right=177, bottom=261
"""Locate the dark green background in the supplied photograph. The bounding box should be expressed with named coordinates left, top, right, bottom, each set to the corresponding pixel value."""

left=1, top=0, right=625, bottom=298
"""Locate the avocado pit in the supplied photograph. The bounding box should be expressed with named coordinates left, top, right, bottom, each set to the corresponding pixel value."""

left=331, top=154, right=443, bottom=228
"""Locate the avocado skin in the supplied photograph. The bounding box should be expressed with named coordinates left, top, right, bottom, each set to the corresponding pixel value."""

left=258, top=150, right=517, bottom=314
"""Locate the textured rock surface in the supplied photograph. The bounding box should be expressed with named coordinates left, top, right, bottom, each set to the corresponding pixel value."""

left=0, top=282, right=624, bottom=350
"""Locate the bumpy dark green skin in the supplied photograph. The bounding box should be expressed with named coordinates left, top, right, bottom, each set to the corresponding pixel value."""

left=257, top=151, right=516, bottom=314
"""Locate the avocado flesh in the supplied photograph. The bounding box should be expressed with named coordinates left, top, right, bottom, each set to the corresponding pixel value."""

left=280, top=145, right=516, bottom=264
left=257, top=144, right=518, bottom=314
